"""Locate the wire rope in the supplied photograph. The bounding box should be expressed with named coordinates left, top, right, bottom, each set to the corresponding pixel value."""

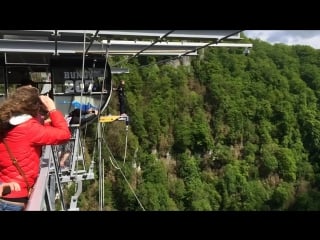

left=101, top=129, right=145, bottom=211
left=113, top=30, right=175, bottom=67
left=139, top=30, right=244, bottom=68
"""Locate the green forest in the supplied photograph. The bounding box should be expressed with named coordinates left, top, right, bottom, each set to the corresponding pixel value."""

left=73, top=35, right=320, bottom=211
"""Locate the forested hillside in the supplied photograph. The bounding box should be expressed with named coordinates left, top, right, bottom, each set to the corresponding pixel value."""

left=77, top=37, right=320, bottom=211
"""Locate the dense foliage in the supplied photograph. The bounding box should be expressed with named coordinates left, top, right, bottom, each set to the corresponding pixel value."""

left=78, top=37, right=320, bottom=211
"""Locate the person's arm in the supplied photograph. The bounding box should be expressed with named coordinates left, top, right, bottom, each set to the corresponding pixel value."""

left=39, top=95, right=56, bottom=113
left=80, top=110, right=98, bottom=125
left=30, top=95, right=71, bottom=145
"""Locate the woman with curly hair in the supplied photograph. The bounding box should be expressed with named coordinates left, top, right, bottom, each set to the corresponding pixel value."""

left=0, top=86, right=71, bottom=211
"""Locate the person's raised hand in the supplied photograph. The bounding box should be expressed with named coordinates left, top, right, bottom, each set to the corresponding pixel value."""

left=39, top=95, right=56, bottom=112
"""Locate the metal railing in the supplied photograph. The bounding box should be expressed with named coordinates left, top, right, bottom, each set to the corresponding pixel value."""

left=25, top=126, right=95, bottom=211
left=25, top=145, right=56, bottom=210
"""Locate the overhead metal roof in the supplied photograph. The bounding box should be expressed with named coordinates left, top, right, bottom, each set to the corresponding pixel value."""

left=0, top=30, right=243, bottom=40
left=0, top=30, right=252, bottom=58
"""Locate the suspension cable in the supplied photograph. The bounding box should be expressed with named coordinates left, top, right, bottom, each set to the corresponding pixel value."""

left=82, top=58, right=96, bottom=140
left=102, top=129, right=145, bottom=211
left=98, top=120, right=104, bottom=210
left=123, top=124, right=128, bottom=164
left=54, top=30, right=58, bottom=56
left=85, top=30, right=99, bottom=55
left=115, top=161, right=145, bottom=211
left=89, top=41, right=110, bottom=154
left=100, top=40, right=110, bottom=113
left=97, top=43, right=112, bottom=210
left=113, top=30, right=175, bottom=67
left=79, top=31, right=87, bottom=124
left=139, top=30, right=244, bottom=68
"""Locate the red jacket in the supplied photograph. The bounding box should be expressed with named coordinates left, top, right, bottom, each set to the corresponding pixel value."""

left=0, top=110, right=71, bottom=199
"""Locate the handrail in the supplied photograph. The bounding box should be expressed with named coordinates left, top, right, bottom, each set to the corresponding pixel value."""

left=25, top=145, right=54, bottom=211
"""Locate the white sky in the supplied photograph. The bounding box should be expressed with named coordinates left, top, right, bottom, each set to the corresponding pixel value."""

left=244, top=30, right=320, bottom=49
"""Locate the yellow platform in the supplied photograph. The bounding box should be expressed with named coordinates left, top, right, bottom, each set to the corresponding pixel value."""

left=99, top=115, right=121, bottom=123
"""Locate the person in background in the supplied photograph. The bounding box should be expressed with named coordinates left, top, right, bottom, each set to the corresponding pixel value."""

left=113, top=80, right=126, bottom=116
left=0, top=86, right=71, bottom=211
left=69, top=100, right=99, bottom=125
left=68, top=108, right=99, bottom=125
left=58, top=142, right=72, bottom=169
left=58, top=102, right=99, bottom=169
left=44, top=113, right=72, bottom=169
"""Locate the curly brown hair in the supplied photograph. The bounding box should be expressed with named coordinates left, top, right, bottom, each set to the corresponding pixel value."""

left=0, top=86, right=41, bottom=133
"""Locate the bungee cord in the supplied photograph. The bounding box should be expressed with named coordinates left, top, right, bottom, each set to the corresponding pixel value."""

left=101, top=125, right=145, bottom=211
